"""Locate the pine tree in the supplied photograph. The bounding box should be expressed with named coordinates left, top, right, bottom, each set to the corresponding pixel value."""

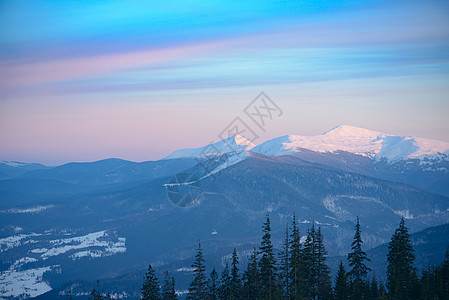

left=242, top=247, right=259, bottom=300
left=162, top=271, right=177, bottom=300
left=230, top=248, right=242, bottom=300
left=187, top=241, right=208, bottom=300
left=141, top=265, right=162, bottom=300
left=66, top=288, right=73, bottom=300
left=422, top=248, right=449, bottom=300
left=334, top=261, right=348, bottom=300
left=386, top=218, right=417, bottom=300
left=299, top=225, right=331, bottom=299
left=207, top=268, right=219, bottom=300
left=314, top=226, right=332, bottom=299
left=369, top=275, right=379, bottom=300
left=300, top=226, right=315, bottom=299
left=347, top=217, right=371, bottom=299
left=288, top=214, right=302, bottom=299
left=440, top=248, right=449, bottom=298
left=90, top=288, right=103, bottom=300
left=219, top=262, right=231, bottom=300
left=258, top=213, right=278, bottom=300
left=279, top=224, right=290, bottom=297
left=378, top=282, right=387, bottom=300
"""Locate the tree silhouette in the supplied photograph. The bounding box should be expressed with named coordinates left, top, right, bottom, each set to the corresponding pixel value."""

left=387, top=218, right=417, bottom=300
left=258, top=213, right=278, bottom=299
left=187, top=241, right=208, bottom=300
left=347, top=217, right=370, bottom=299
left=141, top=265, right=162, bottom=300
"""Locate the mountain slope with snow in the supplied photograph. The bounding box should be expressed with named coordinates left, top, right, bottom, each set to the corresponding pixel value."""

left=163, top=135, right=255, bottom=159
left=251, top=125, right=449, bottom=162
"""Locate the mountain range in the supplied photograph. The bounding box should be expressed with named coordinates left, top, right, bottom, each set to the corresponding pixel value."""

left=1, top=125, right=448, bottom=299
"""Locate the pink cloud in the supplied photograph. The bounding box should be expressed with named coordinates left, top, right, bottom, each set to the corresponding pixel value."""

left=0, top=39, right=234, bottom=90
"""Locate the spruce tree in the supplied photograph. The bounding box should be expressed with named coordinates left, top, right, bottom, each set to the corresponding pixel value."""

left=219, top=262, right=231, bottom=300
left=314, top=226, right=332, bottom=299
left=230, top=248, right=242, bottom=300
left=66, top=288, right=73, bottom=300
left=141, top=265, right=162, bottom=300
left=300, top=226, right=315, bottom=299
left=242, top=247, right=259, bottom=300
left=279, top=224, right=290, bottom=297
left=90, top=288, right=103, bottom=300
left=378, top=282, right=387, bottom=300
left=369, top=275, right=379, bottom=300
left=207, top=268, right=219, bottom=300
left=162, top=271, right=177, bottom=300
left=334, top=261, right=348, bottom=300
left=300, top=225, right=332, bottom=299
left=440, top=248, right=449, bottom=298
left=386, top=218, right=417, bottom=300
left=258, top=213, right=278, bottom=300
left=288, top=214, right=302, bottom=299
left=347, top=217, right=371, bottom=299
left=187, top=241, right=208, bottom=300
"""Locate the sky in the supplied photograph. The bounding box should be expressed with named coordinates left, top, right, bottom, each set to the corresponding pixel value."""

left=0, top=0, right=448, bottom=165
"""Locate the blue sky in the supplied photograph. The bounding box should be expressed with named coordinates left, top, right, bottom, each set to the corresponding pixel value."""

left=0, top=0, right=448, bottom=164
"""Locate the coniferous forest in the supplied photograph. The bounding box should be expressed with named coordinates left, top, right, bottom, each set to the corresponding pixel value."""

left=92, top=215, right=449, bottom=300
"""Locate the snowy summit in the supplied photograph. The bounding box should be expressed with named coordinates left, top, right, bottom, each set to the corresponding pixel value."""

left=163, top=134, right=256, bottom=159
left=251, top=125, right=449, bottom=162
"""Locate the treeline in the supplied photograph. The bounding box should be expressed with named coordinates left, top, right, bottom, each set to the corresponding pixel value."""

left=92, top=214, right=449, bottom=299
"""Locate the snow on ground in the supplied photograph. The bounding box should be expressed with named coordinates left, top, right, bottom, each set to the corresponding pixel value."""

left=0, top=266, right=55, bottom=298
left=0, top=230, right=126, bottom=298
left=0, top=233, right=41, bottom=252
left=9, top=257, right=38, bottom=270
left=393, top=210, right=414, bottom=219
left=175, top=290, right=189, bottom=296
left=251, top=125, right=449, bottom=162
left=163, top=134, right=255, bottom=159
left=199, top=150, right=249, bottom=180
left=12, top=226, right=23, bottom=233
left=30, top=248, right=48, bottom=254
left=0, top=161, right=26, bottom=167
left=176, top=267, right=195, bottom=272
left=43, top=231, right=126, bottom=260
left=1, top=205, right=54, bottom=214
left=163, top=150, right=248, bottom=188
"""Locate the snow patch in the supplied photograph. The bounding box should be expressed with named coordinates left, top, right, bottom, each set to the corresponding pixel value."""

left=1, top=205, right=54, bottom=214
left=164, top=134, right=255, bottom=159
left=0, top=266, right=55, bottom=298
left=9, top=257, right=38, bottom=270
left=1, top=161, right=26, bottom=167
left=393, top=210, right=414, bottom=219
left=176, top=267, right=195, bottom=272
left=41, top=231, right=126, bottom=260
left=0, top=233, right=41, bottom=252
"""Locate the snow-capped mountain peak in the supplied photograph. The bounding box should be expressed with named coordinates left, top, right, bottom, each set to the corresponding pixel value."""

left=1, top=161, right=27, bottom=167
left=251, top=125, right=449, bottom=162
left=163, top=134, right=256, bottom=160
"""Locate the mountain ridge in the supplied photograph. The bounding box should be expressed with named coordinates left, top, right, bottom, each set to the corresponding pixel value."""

left=252, top=125, right=449, bottom=162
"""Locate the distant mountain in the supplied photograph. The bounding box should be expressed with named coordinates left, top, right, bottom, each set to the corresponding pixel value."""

left=164, top=135, right=255, bottom=159
left=168, top=126, right=449, bottom=196
left=0, top=161, right=49, bottom=179
left=1, top=126, right=449, bottom=299
left=252, top=125, right=449, bottom=162
left=1, top=152, right=449, bottom=298
left=17, top=158, right=198, bottom=187
left=266, top=148, right=449, bottom=197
